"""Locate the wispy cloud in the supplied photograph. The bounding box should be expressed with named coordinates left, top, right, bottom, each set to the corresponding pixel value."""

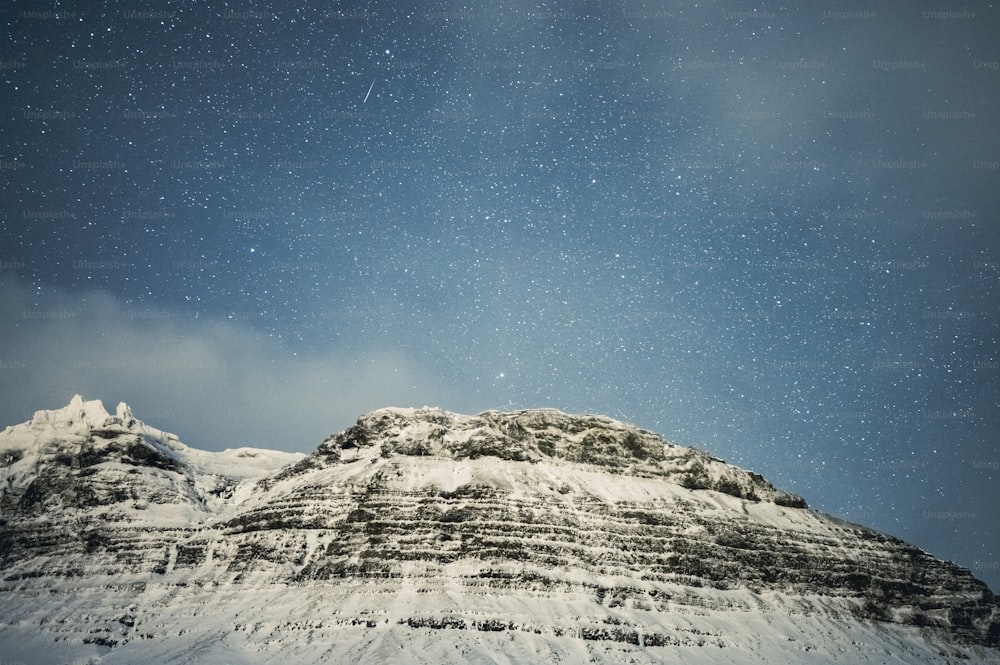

left=0, top=277, right=444, bottom=451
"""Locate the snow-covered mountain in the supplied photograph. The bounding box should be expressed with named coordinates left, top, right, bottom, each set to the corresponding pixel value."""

left=1, top=396, right=997, bottom=664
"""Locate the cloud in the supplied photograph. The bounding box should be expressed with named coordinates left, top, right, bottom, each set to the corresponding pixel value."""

left=0, top=276, right=445, bottom=452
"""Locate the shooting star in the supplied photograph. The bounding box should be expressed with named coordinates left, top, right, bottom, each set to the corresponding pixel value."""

left=363, top=78, right=375, bottom=104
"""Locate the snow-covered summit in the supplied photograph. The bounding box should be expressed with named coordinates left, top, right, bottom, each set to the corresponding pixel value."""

left=288, top=405, right=807, bottom=507
left=17, top=393, right=113, bottom=432
left=3, top=394, right=169, bottom=451
left=0, top=395, right=303, bottom=523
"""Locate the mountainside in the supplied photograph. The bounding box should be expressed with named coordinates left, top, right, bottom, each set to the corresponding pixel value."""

left=0, top=396, right=998, bottom=664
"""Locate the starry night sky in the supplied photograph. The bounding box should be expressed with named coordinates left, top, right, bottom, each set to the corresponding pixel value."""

left=1, top=1, right=999, bottom=589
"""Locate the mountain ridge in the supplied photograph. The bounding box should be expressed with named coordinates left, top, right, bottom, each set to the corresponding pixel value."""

left=1, top=396, right=997, bottom=664
left=266, top=405, right=809, bottom=508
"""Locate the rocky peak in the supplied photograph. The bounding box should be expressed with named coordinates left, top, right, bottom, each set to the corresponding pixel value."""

left=22, top=393, right=112, bottom=432
left=115, top=400, right=137, bottom=427
left=294, top=406, right=806, bottom=507
left=4, top=395, right=151, bottom=447
left=0, top=396, right=298, bottom=522
left=2, top=395, right=178, bottom=465
left=359, top=406, right=669, bottom=465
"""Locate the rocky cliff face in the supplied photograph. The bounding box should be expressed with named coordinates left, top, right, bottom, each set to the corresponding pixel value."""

left=1, top=397, right=998, bottom=664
